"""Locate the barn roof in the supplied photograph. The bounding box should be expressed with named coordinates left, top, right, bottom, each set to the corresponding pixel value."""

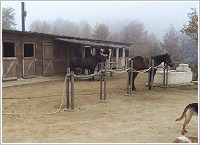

left=2, top=29, right=132, bottom=49
left=55, top=38, right=128, bottom=49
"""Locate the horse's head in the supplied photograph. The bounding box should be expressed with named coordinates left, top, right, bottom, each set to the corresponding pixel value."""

left=101, top=54, right=108, bottom=62
left=164, top=53, right=173, bottom=67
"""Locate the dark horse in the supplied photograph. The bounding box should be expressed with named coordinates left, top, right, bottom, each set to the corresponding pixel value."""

left=69, top=55, right=107, bottom=81
left=129, top=53, right=173, bottom=91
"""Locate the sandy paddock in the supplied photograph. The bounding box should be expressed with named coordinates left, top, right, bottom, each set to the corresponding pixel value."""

left=2, top=72, right=198, bottom=143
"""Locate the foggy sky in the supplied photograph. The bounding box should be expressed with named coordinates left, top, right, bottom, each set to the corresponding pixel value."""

left=1, top=1, right=199, bottom=40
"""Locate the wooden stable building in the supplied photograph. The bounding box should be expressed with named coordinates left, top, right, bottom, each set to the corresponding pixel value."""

left=2, top=30, right=131, bottom=81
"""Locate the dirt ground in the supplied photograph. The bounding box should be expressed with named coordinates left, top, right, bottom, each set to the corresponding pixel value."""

left=2, top=72, right=198, bottom=143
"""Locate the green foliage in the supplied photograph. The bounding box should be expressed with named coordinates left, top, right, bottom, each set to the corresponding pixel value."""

left=2, top=7, right=16, bottom=30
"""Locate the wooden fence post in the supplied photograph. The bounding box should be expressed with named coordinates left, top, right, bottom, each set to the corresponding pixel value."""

left=100, top=72, right=103, bottom=101
left=166, top=64, right=169, bottom=86
left=163, top=62, right=166, bottom=86
left=103, top=60, right=107, bottom=102
left=148, top=57, right=152, bottom=90
left=150, top=59, right=154, bottom=90
left=66, top=68, right=70, bottom=110
left=126, top=59, right=131, bottom=95
left=126, top=69, right=130, bottom=95
left=71, top=71, right=75, bottom=110
left=130, top=60, right=133, bottom=95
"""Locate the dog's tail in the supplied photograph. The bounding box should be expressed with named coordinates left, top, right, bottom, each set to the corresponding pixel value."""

left=175, top=105, right=190, bottom=121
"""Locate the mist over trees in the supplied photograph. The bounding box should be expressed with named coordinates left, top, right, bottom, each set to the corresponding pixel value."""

left=92, top=23, right=110, bottom=40
left=2, top=6, right=198, bottom=66
left=30, top=19, right=51, bottom=33
left=79, top=20, right=92, bottom=39
left=160, top=25, right=182, bottom=62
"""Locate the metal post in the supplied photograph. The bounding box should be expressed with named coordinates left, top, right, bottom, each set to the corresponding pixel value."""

left=21, top=2, right=26, bottom=31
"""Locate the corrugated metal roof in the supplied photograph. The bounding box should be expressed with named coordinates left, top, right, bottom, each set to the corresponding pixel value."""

left=55, top=38, right=128, bottom=48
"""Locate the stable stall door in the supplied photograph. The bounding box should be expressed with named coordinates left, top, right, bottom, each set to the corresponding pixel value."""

left=43, top=43, right=54, bottom=76
left=23, top=43, right=36, bottom=78
left=2, top=41, right=17, bottom=81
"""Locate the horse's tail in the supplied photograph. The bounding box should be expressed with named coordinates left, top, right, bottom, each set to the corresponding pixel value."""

left=175, top=105, right=190, bottom=121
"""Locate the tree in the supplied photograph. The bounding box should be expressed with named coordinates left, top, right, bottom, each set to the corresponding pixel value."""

left=50, top=17, right=66, bottom=35
left=107, top=32, right=121, bottom=42
left=181, top=8, right=198, bottom=43
left=79, top=20, right=92, bottom=39
left=2, top=7, right=16, bottom=30
left=65, top=22, right=79, bottom=37
left=160, top=25, right=182, bottom=62
left=30, top=19, right=51, bottom=33
left=120, top=20, right=148, bottom=57
left=180, top=34, right=198, bottom=65
left=92, top=23, right=110, bottom=40
left=145, top=33, right=161, bottom=56
left=120, top=20, right=148, bottom=45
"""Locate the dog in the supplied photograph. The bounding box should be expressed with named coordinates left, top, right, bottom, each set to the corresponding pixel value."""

left=175, top=103, right=198, bottom=135
left=173, top=136, right=198, bottom=143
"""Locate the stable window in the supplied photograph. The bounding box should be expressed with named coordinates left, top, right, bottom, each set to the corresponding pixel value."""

left=3, top=42, right=15, bottom=57
left=24, top=44, right=34, bottom=57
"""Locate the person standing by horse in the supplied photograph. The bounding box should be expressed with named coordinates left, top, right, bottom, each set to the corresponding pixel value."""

left=98, top=51, right=108, bottom=72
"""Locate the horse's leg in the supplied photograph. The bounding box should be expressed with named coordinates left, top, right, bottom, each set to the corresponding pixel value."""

left=148, top=68, right=157, bottom=90
left=97, top=63, right=100, bottom=73
left=88, top=68, right=92, bottom=81
left=152, top=69, right=157, bottom=82
left=82, top=68, right=85, bottom=74
left=91, top=68, right=95, bottom=81
left=132, top=72, right=138, bottom=91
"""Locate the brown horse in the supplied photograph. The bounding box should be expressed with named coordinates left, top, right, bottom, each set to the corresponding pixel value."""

left=129, top=53, right=173, bottom=90
left=69, top=54, right=107, bottom=81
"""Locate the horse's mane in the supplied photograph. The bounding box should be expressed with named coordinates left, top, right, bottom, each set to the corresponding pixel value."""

left=151, top=54, right=165, bottom=60
left=150, top=54, right=170, bottom=66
